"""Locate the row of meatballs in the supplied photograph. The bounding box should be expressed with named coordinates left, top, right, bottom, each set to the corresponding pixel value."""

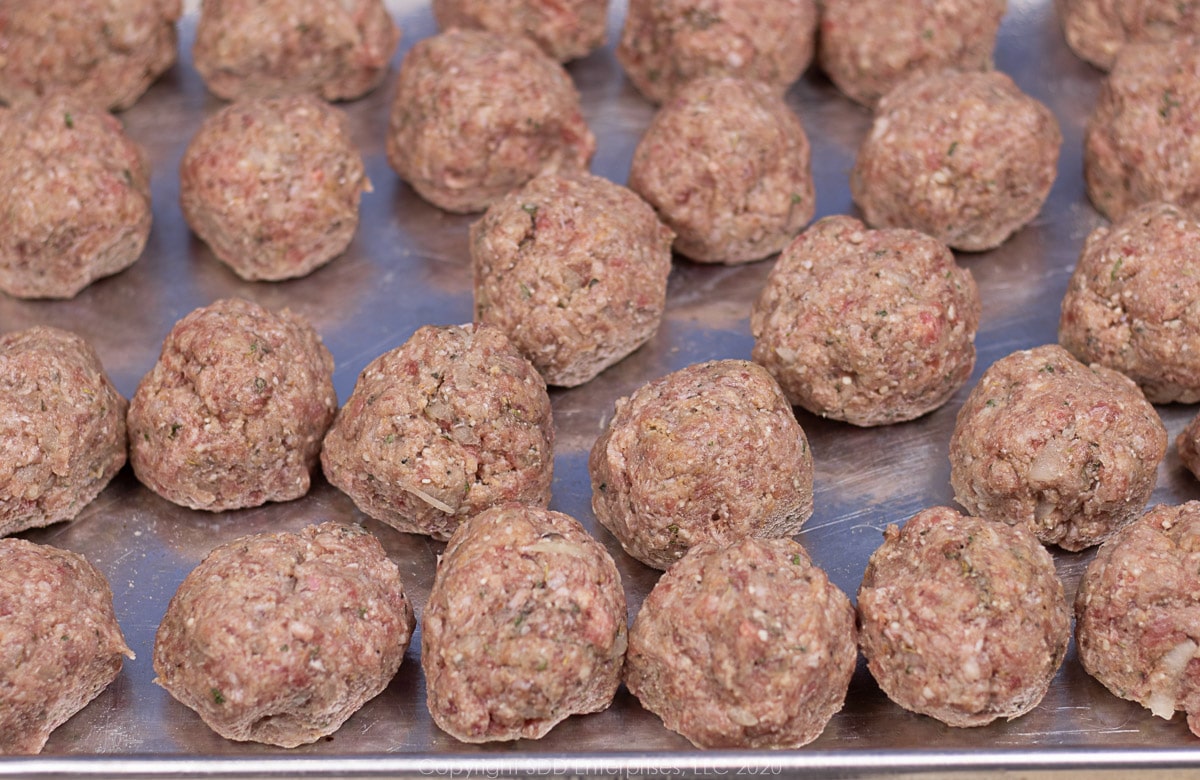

left=9, top=493, right=1200, bottom=754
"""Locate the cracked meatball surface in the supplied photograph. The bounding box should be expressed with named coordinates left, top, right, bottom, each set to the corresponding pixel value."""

left=628, top=77, right=814, bottom=264
left=471, top=172, right=674, bottom=387
left=180, top=94, right=368, bottom=282
left=858, top=506, right=1069, bottom=727
left=0, top=96, right=151, bottom=299
left=1076, top=501, right=1200, bottom=737
left=1059, top=201, right=1200, bottom=404
left=153, top=522, right=415, bottom=747
left=387, top=29, right=595, bottom=214
left=321, top=324, right=554, bottom=541
left=819, top=0, right=1006, bottom=108
left=432, top=0, right=608, bottom=62
left=1084, top=39, right=1200, bottom=220
left=0, top=326, right=127, bottom=537
left=590, top=359, right=813, bottom=570
left=0, top=539, right=133, bottom=755
left=0, top=0, right=180, bottom=110
left=128, top=298, right=337, bottom=512
left=751, top=215, right=980, bottom=426
left=949, top=344, right=1166, bottom=551
left=616, top=0, right=818, bottom=104
left=422, top=504, right=627, bottom=743
left=192, top=0, right=399, bottom=102
left=626, top=537, right=856, bottom=748
left=852, top=69, right=1061, bottom=252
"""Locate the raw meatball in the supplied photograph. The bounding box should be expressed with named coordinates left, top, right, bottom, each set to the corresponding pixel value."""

left=0, top=327, right=127, bottom=538
left=950, top=344, right=1166, bottom=551
left=1076, top=501, right=1200, bottom=736
left=0, top=0, right=180, bottom=111
left=432, top=0, right=608, bottom=62
left=1178, top=412, right=1200, bottom=480
left=180, top=94, right=369, bottom=282
left=751, top=215, right=981, bottom=426
left=386, top=29, right=595, bottom=214
left=1059, top=202, right=1200, bottom=403
left=1084, top=39, right=1200, bottom=221
left=321, top=324, right=554, bottom=541
left=471, top=172, right=674, bottom=387
left=0, top=539, right=133, bottom=755
left=626, top=537, right=856, bottom=748
left=851, top=69, right=1061, bottom=252
left=1060, top=0, right=1200, bottom=70
left=153, top=522, right=415, bottom=747
left=858, top=506, right=1069, bottom=727
left=128, top=298, right=337, bottom=512
left=0, top=96, right=151, bottom=299
left=628, top=77, right=815, bottom=264
left=589, top=360, right=813, bottom=570
left=422, top=504, right=626, bottom=742
left=192, top=0, right=399, bottom=102
left=616, top=0, right=818, bottom=104
left=818, top=0, right=1006, bottom=107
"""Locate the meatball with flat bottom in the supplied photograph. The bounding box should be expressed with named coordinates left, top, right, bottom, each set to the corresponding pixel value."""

left=0, top=326, right=127, bottom=537
left=626, top=537, right=857, bottom=748
left=422, top=504, right=627, bottom=743
left=858, top=506, right=1069, bottom=727
left=950, top=344, right=1166, bottom=551
left=154, top=522, right=415, bottom=747
left=1076, top=502, right=1200, bottom=736
left=0, top=539, right=133, bottom=755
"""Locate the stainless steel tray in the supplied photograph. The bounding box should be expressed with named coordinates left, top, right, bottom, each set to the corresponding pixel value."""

left=3, top=0, right=1200, bottom=776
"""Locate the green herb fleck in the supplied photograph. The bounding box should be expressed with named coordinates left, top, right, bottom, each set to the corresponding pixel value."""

left=61, top=634, right=70, bottom=641
left=1160, top=89, right=1182, bottom=119
left=1040, top=364, right=1056, bottom=373
left=385, top=434, right=395, bottom=444
left=169, top=422, right=181, bottom=439
left=587, top=278, right=600, bottom=288
left=521, top=203, right=539, bottom=216
left=667, top=523, right=681, bottom=535
left=357, top=607, right=368, bottom=619
left=598, top=482, right=607, bottom=493
left=986, top=399, right=997, bottom=408
left=64, top=112, right=74, bottom=129
left=211, top=688, right=225, bottom=705
left=142, top=431, right=150, bottom=442
left=514, top=614, right=525, bottom=627
left=876, top=309, right=888, bottom=317
left=947, top=141, right=959, bottom=157
left=122, top=168, right=132, bottom=185
left=536, top=659, right=548, bottom=671
left=519, top=282, right=532, bottom=299
left=922, top=28, right=934, bottom=39
left=790, top=193, right=803, bottom=205
left=1111, top=257, right=1124, bottom=281
left=791, top=554, right=802, bottom=566
left=254, top=377, right=267, bottom=392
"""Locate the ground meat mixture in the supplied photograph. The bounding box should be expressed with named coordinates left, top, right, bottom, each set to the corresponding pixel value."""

left=950, top=344, right=1166, bottom=551
left=1076, top=501, right=1200, bottom=737
left=751, top=215, right=981, bottom=426
left=386, top=28, right=595, bottom=214
left=616, top=0, right=819, bottom=104
left=1059, top=202, right=1200, bottom=403
left=0, top=327, right=127, bottom=538
left=432, top=0, right=608, bottom=62
left=0, top=539, right=133, bottom=755
left=153, top=522, right=414, bottom=747
left=422, top=504, right=626, bottom=743
left=180, top=94, right=368, bottom=282
left=321, top=324, right=554, bottom=541
left=852, top=69, right=1061, bottom=252
left=818, top=0, right=1006, bottom=107
left=858, top=506, right=1069, bottom=727
left=192, top=0, right=399, bottom=102
left=1178, top=412, right=1200, bottom=480
left=0, top=96, right=151, bottom=299
left=128, top=298, right=337, bottom=512
left=628, top=77, right=814, bottom=264
left=625, top=537, right=856, bottom=748
left=1084, top=39, right=1200, bottom=221
left=0, top=0, right=180, bottom=111
left=1060, top=0, right=1200, bottom=70
left=471, top=172, right=674, bottom=387
left=589, top=359, right=813, bottom=570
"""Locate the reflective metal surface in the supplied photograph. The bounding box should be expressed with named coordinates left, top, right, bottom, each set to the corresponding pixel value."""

left=3, top=0, right=1200, bottom=776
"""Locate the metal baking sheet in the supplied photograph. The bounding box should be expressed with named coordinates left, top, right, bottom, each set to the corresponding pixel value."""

left=3, top=0, right=1200, bottom=777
